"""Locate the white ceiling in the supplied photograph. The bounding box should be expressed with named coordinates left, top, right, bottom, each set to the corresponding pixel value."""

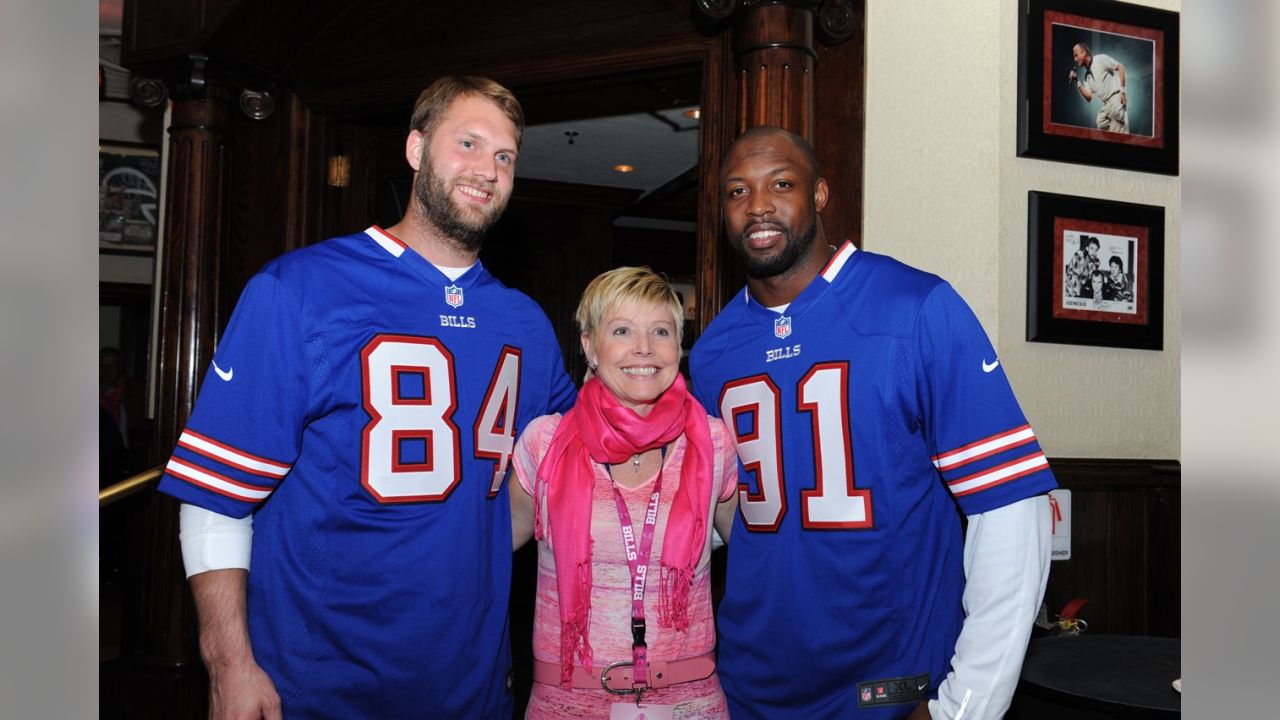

left=515, top=106, right=700, bottom=195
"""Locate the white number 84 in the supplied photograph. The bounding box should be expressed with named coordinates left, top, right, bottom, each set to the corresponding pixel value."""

left=361, top=335, right=520, bottom=503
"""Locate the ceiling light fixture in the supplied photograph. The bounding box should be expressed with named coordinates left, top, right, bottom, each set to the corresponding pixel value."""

left=613, top=164, right=635, bottom=173
left=327, top=155, right=350, bottom=188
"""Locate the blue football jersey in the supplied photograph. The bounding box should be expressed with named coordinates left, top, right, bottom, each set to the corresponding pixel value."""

left=690, top=243, right=1056, bottom=719
left=158, top=226, right=576, bottom=718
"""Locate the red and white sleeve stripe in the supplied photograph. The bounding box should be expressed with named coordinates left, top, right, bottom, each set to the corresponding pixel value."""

left=177, top=430, right=291, bottom=479
left=165, top=457, right=275, bottom=503
left=933, top=424, right=1048, bottom=497
left=945, top=453, right=1049, bottom=497
left=933, top=425, right=1036, bottom=471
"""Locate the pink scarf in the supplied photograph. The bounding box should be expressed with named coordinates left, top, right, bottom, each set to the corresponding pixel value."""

left=533, top=374, right=714, bottom=685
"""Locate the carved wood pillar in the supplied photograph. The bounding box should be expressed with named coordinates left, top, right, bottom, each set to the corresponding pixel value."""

left=697, top=0, right=862, bottom=261
left=156, top=98, right=228, bottom=452
left=144, top=67, right=231, bottom=664
left=733, top=1, right=817, bottom=139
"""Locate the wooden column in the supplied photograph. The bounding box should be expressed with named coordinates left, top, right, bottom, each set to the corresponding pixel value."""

left=812, top=0, right=865, bottom=247
left=145, top=79, right=230, bottom=664
left=714, top=0, right=864, bottom=249
left=733, top=1, right=817, bottom=139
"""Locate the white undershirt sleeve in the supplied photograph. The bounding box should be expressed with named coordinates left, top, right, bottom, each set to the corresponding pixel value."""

left=929, top=495, right=1052, bottom=720
left=178, top=503, right=254, bottom=577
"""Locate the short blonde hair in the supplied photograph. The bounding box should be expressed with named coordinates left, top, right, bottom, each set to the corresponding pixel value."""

left=576, top=266, right=685, bottom=348
left=409, top=75, right=525, bottom=148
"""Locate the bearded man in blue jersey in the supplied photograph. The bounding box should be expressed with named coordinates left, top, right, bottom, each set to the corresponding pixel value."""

left=690, top=126, right=1056, bottom=720
left=158, top=76, right=575, bottom=718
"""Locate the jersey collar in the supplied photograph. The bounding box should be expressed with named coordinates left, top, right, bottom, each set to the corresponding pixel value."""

left=364, top=225, right=488, bottom=288
left=742, top=240, right=859, bottom=316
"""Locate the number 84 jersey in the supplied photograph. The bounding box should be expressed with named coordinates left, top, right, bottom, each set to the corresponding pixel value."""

left=689, top=242, right=1056, bottom=719
left=158, top=226, right=575, bottom=718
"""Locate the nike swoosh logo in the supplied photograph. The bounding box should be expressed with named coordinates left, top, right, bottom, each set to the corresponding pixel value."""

left=982, top=359, right=1000, bottom=373
left=213, top=360, right=234, bottom=382
left=917, top=681, right=929, bottom=692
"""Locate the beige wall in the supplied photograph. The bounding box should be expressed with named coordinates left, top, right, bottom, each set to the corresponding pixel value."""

left=862, top=0, right=1180, bottom=460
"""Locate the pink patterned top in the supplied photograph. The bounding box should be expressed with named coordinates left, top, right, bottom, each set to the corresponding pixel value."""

left=513, top=413, right=738, bottom=719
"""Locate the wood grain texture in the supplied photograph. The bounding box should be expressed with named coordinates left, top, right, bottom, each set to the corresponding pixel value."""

left=1044, top=458, right=1180, bottom=638
left=813, top=0, right=865, bottom=249
left=146, top=93, right=230, bottom=670
left=732, top=2, right=816, bottom=137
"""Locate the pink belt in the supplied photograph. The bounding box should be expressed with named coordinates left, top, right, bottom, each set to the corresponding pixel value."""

left=532, top=652, right=716, bottom=692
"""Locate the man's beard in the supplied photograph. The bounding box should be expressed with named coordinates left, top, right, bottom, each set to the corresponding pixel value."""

left=737, top=220, right=817, bottom=279
left=413, top=154, right=506, bottom=251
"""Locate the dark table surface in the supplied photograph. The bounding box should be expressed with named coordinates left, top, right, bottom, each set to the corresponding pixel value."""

left=1020, top=635, right=1181, bottom=714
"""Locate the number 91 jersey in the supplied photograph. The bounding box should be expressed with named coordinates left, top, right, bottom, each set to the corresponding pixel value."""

left=689, top=243, right=1056, bottom=719
left=158, top=227, right=575, bottom=718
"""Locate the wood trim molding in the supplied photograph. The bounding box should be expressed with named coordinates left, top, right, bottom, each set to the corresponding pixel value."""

left=1047, top=458, right=1181, bottom=490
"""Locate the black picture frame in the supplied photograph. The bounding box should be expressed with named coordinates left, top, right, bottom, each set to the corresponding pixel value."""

left=1027, top=191, right=1164, bottom=350
left=1017, top=0, right=1179, bottom=175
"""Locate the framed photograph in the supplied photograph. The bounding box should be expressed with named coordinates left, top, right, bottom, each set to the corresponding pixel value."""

left=1017, top=0, right=1179, bottom=174
left=1027, top=191, right=1164, bottom=350
left=99, top=143, right=162, bottom=247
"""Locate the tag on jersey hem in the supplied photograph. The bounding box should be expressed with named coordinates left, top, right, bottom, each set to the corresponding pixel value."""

left=856, top=672, right=930, bottom=707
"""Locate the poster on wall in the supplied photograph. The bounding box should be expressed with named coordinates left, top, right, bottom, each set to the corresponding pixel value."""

left=99, top=144, right=162, bottom=247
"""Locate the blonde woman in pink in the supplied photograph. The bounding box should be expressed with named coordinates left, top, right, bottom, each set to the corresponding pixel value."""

left=512, top=266, right=739, bottom=719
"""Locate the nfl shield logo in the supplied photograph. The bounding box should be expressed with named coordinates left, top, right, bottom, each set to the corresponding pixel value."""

left=773, top=315, right=792, bottom=339
left=860, top=686, right=872, bottom=702
left=444, top=284, right=464, bottom=308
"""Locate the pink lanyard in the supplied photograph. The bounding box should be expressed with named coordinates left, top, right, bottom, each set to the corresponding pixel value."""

left=606, top=448, right=665, bottom=690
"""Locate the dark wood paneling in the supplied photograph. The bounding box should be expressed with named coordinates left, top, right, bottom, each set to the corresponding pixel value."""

left=123, top=0, right=239, bottom=65
left=480, top=182, right=635, bottom=383
left=699, top=32, right=738, bottom=319
left=145, top=94, right=232, bottom=678
left=613, top=226, right=698, bottom=279
left=290, top=6, right=702, bottom=111
left=319, top=125, right=380, bottom=242
left=221, top=90, right=318, bottom=316
left=1044, top=458, right=1180, bottom=638
left=813, top=0, right=865, bottom=248
left=733, top=2, right=816, bottom=137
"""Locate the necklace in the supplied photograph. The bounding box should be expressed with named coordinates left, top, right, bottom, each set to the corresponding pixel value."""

left=631, top=453, right=642, bottom=469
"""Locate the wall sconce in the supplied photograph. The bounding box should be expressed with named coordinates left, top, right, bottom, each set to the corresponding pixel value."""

left=327, top=155, right=350, bottom=188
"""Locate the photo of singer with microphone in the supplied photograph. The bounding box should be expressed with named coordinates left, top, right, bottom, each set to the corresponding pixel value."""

left=1048, top=24, right=1156, bottom=138
left=1069, top=41, right=1128, bottom=133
